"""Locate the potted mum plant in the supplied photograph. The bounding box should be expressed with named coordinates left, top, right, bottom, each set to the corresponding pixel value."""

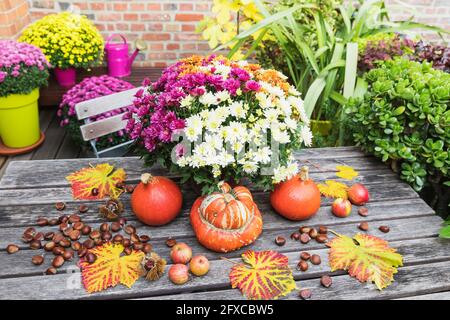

left=58, top=75, right=134, bottom=152
left=20, top=12, right=104, bottom=88
left=0, top=40, right=50, bottom=150
left=125, top=55, right=312, bottom=195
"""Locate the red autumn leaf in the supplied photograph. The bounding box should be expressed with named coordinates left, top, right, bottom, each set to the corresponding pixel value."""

left=66, top=163, right=126, bottom=200
left=229, top=250, right=296, bottom=300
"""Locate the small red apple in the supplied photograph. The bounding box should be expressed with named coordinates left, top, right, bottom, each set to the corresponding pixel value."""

left=168, top=264, right=189, bottom=285
left=189, top=255, right=210, bottom=276
left=348, top=184, right=370, bottom=205
left=170, top=242, right=192, bottom=264
left=332, top=198, right=352, bottom=218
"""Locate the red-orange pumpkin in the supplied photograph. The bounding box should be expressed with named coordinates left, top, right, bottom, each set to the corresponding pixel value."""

left=270, top=166, right=321, bottom=221
left=190, top=182, right=263, bottom=253
left=131, top=173, right=182, bottom=226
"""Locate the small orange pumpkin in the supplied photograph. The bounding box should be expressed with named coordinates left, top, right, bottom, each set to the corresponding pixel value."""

left=270, top=166, right=321, bottom=221
left=190, top=182, right=263, bottom=253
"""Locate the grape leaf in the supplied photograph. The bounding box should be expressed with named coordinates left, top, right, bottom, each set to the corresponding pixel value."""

left=336, top=165, right=359, bottom=180
left=66, top=163, right=126, bottom=200
left=79, top=242, right=145, bottom=293
left=327, top=233, right=403, bottom=290
left=317, top=180, right=349, bottom=199
left=229, top=250, right=296, bottom=300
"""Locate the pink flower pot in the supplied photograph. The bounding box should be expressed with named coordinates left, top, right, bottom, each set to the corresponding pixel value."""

left=54, top=68, right=76, bottom=88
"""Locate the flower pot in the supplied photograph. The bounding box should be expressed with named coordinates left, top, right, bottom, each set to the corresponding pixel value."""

left=54, top=68, right=76, bottom=87
left=0, top=88, right=41, bottom=148
left=310, top=120, right=333, bottom=136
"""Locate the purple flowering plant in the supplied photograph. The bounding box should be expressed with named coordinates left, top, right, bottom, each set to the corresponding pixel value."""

left=125, top=55, right=311, bottom=194
left=0, top=40, right=51, bottom=97
left=58, top=75, right=134, bottom=150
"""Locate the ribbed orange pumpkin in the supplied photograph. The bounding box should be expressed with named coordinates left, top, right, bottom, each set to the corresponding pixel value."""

left=190, top=182, right=263, bottom=253
left=270, top=166, right=321, bottom=221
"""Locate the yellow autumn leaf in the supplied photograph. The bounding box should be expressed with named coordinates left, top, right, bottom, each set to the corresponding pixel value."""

left=79, top=242, right=145, bottom=293
left=318, top=180, right=349, bottom=199
left=66, top=163, right=126, bottom=200
left=229, top=250, right=296, bottom=300
left=336, top=165, right=359, bottom=180
left=327, top=233, right=403, bottom=290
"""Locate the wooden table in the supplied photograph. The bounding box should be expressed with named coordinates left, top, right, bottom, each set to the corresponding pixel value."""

left=0, top=147, right=448, bottom=300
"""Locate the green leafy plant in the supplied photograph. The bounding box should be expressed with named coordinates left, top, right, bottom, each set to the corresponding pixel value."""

left=346, top=58, right=449, bottom=214
left=218, top=0, right=449, bottom=146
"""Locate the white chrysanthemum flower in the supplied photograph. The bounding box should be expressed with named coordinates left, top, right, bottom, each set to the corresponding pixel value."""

left=254, top=146, right=272, bottom=164
left=243, top=161, right=258, bottom=174
left=272, top=162, right=299, bottom=184
left=300, top=125, right=313, bottom=147
left=260, top=81, right=284, bottom=98
left=217, top=151, right=235, bottom=167
left=289, top=96, right=309, bottom=125
left=204, top=133, right=223, bottom=150
left=180, top=95, right=194, bottom=108
left=185, top=115, right=203, bottom=141
left=177, top=156, right=188, bottom=167
left=278, top=98, right=292, bottom=117
left=215, top=90, right=230, bottom=103
left=213, top=64, right=231, bottom=77
left=237, top=60, right=249, bottom=68
left=225, top=121, right=247, bottom=143
left=264, top=108, right=280, bottom=123
left=272, top=127, right=290, bottom=144
left=256, top=92, right=272, bottom=109
left=289, top=86, right=301, bottom=96
left=199, top=92, right=218, bottom=106
left=285, top=117, right=298, bottom=131
left=229, top=101, right=246, bottom=119
left=232, top=141, right=244, bottom=154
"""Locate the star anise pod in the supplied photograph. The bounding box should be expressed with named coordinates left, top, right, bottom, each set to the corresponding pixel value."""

left=98, top=198, right=124, bottom=221
left=141, top=252, right=166, bottom=281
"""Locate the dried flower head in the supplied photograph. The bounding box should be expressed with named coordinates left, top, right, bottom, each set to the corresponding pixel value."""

left=99, top=198, right=124, bottom=221
left=141, top=252, right=167, bottom=281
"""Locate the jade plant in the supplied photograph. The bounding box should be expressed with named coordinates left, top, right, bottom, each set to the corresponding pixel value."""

left=346, top=58, right=449, bottom=214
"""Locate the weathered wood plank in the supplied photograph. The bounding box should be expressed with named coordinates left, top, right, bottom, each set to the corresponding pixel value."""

left=142, top=260, right=450, bottom=300
left=0, top=147, right=382, bottom=189
left=0, top=214, right=443, bottom=270
left=32, top=113, right=66, bottom=160
left=0, top=234, right=447, bottom=300
left=0, top=195, right=432, bottom=229
left=396, top=291, right=450, bottom=300
left=56, top=133, right=80, bottom=160
left=0, top=181, right=418, bottom=207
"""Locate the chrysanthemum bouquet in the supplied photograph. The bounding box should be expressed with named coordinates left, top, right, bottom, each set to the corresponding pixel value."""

left=125, top=55, right=312, bottom=194
left=0, top=40, right=51, bottom=97
left=58, top=75, right=134, bottom=149
left=19, top=12, right=104, bottom=70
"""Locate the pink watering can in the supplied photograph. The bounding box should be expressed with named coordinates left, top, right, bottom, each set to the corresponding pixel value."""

left=105, top=34, right=147, bottom=78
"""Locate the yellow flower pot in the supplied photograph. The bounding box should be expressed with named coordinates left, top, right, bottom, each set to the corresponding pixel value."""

left=310, top=120, right=333, bottom=136
left=0, top=89, right=40, bottom=148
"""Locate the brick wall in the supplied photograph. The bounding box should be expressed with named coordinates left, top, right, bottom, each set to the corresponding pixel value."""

left=8, top=0, right=450, bottom=67
left=0, top=0, right=30, bottom=38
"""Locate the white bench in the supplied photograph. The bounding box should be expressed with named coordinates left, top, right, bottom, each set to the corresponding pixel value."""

left=75, top=87, right=142, bottom=158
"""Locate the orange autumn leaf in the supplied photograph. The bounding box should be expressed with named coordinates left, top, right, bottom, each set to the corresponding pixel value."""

left=79, top=242, right=145, bottom=293
left=229, top=250, right=296, bottom=300
left=317, top=180, right=349, bottom=199
left=66, top=163, right=126, bottom=200
left=327, top=233, right=403, bottom=290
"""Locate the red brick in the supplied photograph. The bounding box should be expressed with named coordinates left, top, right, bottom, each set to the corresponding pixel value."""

left=150, top=43, right=164, bottom=51
left=180, top=3, right=194, bottom=11
left=124, top=14, right=138, bottom=21
left=195, top=3, right=210, bottom=11
left=142, top=33, right=171, bottom=41
left=97, top=13, right=122, bottom=22
left=90, top=2, right=105, bottom=10
left=147, top=3, right=161, bottom=11
left=182, top=24, right=196, bottom=32
left=116, top=23, right=129, bottom=31
left=153, top=62, right=168, bottom=68
left=130, top=3, right=145, bottom=11
left=114, top=3, right=128, bottom=11
left=175, top=14, right=204, bottom=22
left=140, top=14, right=170, bottom=21
left=174, top=33, right=201, bottom=41
left=131, top=24, right=145, bottom=32
left=166, top=43, right=180, bottom=50
left=148, top=23, right=163, bottom=31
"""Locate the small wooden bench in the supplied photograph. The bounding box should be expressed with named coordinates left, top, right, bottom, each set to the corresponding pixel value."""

left=0, top=147, right=448, bottom=300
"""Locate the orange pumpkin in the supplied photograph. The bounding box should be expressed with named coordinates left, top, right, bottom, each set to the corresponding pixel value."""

left=190, top=182, right=263, bottom=253
left=270, top=166, right=321, bottom=221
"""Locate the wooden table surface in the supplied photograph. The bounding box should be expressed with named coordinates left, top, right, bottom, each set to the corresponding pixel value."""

left=0, top=147, right=449, bottom=300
